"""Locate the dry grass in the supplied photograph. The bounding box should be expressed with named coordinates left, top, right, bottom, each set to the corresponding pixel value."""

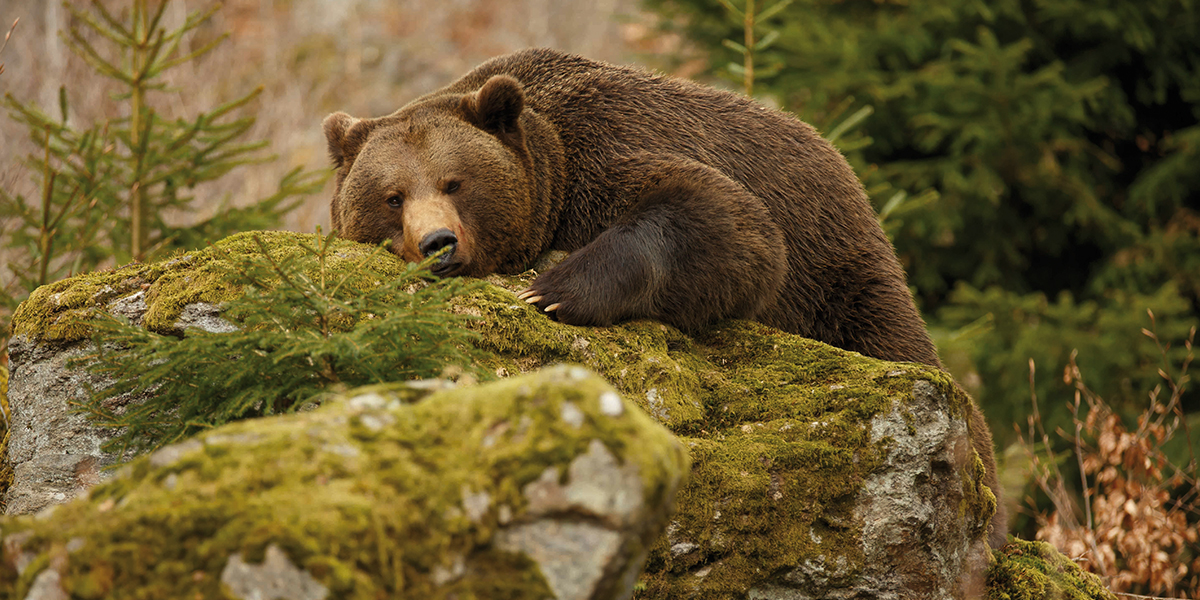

left=1023, top=314, right=1199, bottom=598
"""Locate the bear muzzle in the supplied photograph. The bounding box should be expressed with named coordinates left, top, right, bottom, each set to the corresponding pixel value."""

left=400, top=193, right=470, bottom=276
left=419, top=228, right=461, bottom=275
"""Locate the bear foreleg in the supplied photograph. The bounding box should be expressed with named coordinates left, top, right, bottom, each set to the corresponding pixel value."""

left=518, top=156, right=787, bottom=332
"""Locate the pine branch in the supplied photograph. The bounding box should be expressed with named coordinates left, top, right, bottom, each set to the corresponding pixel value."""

left=73, top=236, right=483, bottom=454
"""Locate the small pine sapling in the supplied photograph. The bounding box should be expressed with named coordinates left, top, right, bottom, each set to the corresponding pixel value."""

left=716, top=0, right=792, bottom=96
left=0, top=1, right=325, bottom=351
left=74, top=233, right=483, bottom=456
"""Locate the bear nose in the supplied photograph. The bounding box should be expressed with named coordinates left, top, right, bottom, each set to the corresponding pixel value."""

left=418, top=228, right=458, bottom=260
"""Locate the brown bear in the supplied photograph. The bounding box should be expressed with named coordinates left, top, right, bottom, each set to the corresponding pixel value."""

left=323, top=48, right=1006, bottom=547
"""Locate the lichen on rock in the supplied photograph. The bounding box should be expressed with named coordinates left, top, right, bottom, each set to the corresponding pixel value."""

left=0, top=366, right=688, bottom=599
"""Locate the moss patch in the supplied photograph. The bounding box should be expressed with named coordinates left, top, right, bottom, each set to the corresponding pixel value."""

left=10, top=231, right=413, bottom=343
left=988, top=538, right=1115, bottom=600
left=634, top=324, right=962, bottom=595
left=444, top=280, right=988, bottom=596
left=0, top=366, right=687, bottom=599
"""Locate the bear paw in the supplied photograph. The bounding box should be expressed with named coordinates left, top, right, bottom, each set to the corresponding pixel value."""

left=515, top=273, right=624, bottom=328
left=517, top=289, right=560, bottom=312
left=513, top=283, right=592, bottom=326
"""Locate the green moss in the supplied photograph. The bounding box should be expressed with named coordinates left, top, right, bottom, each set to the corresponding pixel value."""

left=10, top=231, right=413, bottom=343
left=988, top=539, right=1116, bottom=600
left=448, top=280, right=991, bottom=596
left=464, top=276, right=709, bottom=431
left=0, top=366, right=687, bottom=598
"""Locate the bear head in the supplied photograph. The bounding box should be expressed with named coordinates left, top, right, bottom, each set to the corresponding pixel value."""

left=323, top=75, right=559, bottom=276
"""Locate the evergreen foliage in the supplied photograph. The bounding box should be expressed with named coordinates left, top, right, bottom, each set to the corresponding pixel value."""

left=648, top=0, right=1200, bottom=442
left=0, top=0, right=325, bottom=351
left=74, top=234, right=482, bottom=456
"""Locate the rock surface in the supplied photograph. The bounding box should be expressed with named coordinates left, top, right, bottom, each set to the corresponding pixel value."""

left=2, top=231, right=1107, bottom=599
left=3, top=338, right=116, bottom=516
left=0, top=366, right=688, bottom=599
left=4, top=302, right=234, bottom=515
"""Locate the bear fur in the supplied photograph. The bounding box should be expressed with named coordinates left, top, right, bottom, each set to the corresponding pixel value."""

left=323, top=48, right=1006, bottom=547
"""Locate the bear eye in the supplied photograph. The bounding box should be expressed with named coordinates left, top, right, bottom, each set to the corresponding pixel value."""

left=444, top=180, right=461, bottom=194
left=386, top=194, right=403, bottom=209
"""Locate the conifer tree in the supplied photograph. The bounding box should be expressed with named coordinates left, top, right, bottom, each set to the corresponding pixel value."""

left=649, top=0, right=1199, bottom=437
left=0, top=1, right=324, bottom=347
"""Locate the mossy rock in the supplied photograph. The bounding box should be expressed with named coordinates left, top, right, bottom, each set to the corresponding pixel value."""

left=0, top=365, right=688, bottom=599
left=988, top=539, right=1116, bottom=600
left=4, top=230, right=1064, bottom=598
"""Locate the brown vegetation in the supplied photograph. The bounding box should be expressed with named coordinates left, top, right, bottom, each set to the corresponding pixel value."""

left=1024, top=315, right=1199, bottom=598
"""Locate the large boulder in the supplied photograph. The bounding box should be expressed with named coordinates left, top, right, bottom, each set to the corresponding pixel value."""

left=0, top=231, right=1083, bottom=599
left=0, top=365, right=688, bottom=599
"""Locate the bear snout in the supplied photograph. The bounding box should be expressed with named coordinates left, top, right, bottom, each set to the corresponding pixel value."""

left=399, top=193, right=470, bottom=274
left=419, top=228, right=459, bottom=265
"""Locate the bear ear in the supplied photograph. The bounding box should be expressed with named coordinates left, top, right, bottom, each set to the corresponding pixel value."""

left=460, top=75, right=525, bottom=136
left=323, top=112, right=359, bottom=168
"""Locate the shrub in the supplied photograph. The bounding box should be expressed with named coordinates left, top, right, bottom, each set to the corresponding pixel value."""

left=1024, top=322, right=1198, bottom=596
left=75, top=234, right=482, bottom=455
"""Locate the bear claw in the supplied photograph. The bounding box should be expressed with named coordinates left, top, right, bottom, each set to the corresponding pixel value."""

left=517, top=289, right=536, bottom=300
left=544, top=303, right=561, bottom=312
left=525, top=295, right=544, bottom=304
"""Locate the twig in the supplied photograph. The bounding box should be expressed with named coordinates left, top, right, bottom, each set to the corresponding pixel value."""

left=1143, top=317, right=1197, bottom=489
left=1066, top=356, right=1102, bottom=572
left=1114, top=592, right=1190, bottom=600
left=1061, top=351, right=1108, bottom=574
left=0, top=17, right=18, bottom=76
left=1020, top=358, right=1082, bottom=538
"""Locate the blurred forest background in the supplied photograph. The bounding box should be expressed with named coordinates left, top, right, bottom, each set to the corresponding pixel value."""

left=1, top=0, right=1197, bottom=595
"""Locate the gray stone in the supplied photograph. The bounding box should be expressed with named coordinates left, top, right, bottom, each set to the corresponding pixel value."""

left=106, top=291, right=148, bottom=325
left=4, top=336, right=120, bottom=515
left=4, top=298, right=241, bottom=514
left=23, top=569, right=68, bottom=600
left=495, top=520, right=623, bottom=600
left=148, top=439, right=204, bottom=468
left=221, top=544, right=329, bottom=600
left=174, top=301, right=237, bottom=333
